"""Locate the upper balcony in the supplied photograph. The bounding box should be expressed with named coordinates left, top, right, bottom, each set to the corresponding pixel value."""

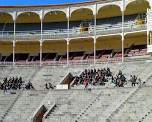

left=0, top=0, right=150, bottom=41
left=0, top=20, right=147, bottom=41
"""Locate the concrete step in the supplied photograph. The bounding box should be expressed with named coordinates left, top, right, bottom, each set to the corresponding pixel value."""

left=3, top=90, right=47, bottom=122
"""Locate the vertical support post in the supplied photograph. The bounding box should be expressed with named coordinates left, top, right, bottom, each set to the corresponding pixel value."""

left=147, top=27, right=149, bottom=45
left=67, top=39, right=69, bottom=65
left=94, top=37, right=96, bottom=64
left=121, top=0, right=124, bottom=62
left=13, top=19, right=16, bottom=65
left=150, top=32, right=151, bottom=45
left=40, top=10, right=43, bottom=66
left=67, top=6, right=70, bottom=65
left=94, top=3, right=97, bottom=64
left=147, top=8, right=149, bottom=46
left=40, top=41, right=42, bottom=65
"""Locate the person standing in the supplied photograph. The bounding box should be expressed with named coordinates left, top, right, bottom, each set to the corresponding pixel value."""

left=83, top=79, right=89, bottom=89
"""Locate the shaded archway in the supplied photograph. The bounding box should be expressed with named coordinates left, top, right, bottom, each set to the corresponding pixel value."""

left=43, top=11, right=67, bottom=22
left=0, top=12, right=13, bottom=23
left=0, top=12, right=13, bottom=32
left=70, top=8, right=94, bottom=21
left=16, top=12, right=40, bottom=23
left=16, top=12, right=41, bottom=31
left=43, top=11, right=67, bottom=30
left=97, top=5, right=122, bottom=19
left=125, top=0, right=150, bottom=15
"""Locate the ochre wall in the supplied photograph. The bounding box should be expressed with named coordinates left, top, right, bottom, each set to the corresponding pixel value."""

left=0, top=42, right=12, bottom=55
left=0, top=33, right=147, bottom=55
left=15, top=42, right=40, bottom=53
left=124, top=34, right=147, bottom=48
left=96, top=36, right=122, bottom=51
left=42, top=41, right=66, bottom=55
left=69, top=39, right=94, bottom=52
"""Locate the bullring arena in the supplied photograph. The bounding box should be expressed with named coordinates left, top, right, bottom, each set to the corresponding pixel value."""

left=0, top=0, right=152, bottom=122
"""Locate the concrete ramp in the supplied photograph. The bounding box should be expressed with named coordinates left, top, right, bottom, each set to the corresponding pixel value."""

left=56, top=73, right=74, bottom=90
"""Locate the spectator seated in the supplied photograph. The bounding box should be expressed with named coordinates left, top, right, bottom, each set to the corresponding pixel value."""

left=72, top=67, right=141, bottom=88
left=72, top=68, right=113, bottom=87
left=0, top=76, right=34, bottom=92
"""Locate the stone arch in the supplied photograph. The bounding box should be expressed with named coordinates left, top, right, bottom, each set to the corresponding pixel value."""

left=0, top=12, right=13, bottom=23
left=97, top=4, right=122, bottom=19
left=70, top=8, right=94, bottom=21
left=43, top=10, right=67, bottom=22
left=125, top=0, right=150, bottom=15
left=16, top=12, right=40, bottom=23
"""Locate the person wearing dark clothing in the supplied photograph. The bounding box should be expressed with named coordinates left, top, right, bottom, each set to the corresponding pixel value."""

left=49, top=83, right=54, bottom=89
left=45, top=83, right=49, bottom=89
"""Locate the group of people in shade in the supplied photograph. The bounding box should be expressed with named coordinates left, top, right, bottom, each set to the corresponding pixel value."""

left=73, top=68, right=142, bottom=88
left=0, top=76, right=34, bottom=92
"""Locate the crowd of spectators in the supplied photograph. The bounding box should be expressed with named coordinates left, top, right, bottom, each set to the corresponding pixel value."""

left=73, top=68, right=112, bottom=87
left=73, top=68, right=142, bottom=88
left=111, top=70, right=127, bottom=87
left=0, top=77, right=34, bottom=92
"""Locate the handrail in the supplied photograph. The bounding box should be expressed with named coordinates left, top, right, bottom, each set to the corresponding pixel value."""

left=0, top=23, right=147, bottom=40
left=0, top=21, right=145, bottom=34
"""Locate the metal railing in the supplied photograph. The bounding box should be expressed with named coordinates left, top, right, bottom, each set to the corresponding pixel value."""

left=0, top=22, right=147, bottom=41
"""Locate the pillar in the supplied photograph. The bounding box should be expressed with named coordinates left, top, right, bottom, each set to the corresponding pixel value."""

left=40, top=10, right=43, bottom=66
left=13, top=20, right=16, bottom=65
left=67, top=39, right=69, bottom=65
left=121, top=0, right=125, bottom=62
left=94, top=3, right=97, bottom=64
left=67, top=7, right=70, bottom=65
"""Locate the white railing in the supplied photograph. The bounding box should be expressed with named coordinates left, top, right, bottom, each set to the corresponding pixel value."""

left=0, top=22, right=147, bottom=41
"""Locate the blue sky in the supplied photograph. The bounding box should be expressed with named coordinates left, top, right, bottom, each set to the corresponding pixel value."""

left=0, top=0, right=90, bottom=6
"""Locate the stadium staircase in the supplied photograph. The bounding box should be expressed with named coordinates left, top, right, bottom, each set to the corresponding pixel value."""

left=43, top=90, right=97, bottom=122
left=108, top=87, right=152, bottom=122
left=138, top=74, right=152, bottom=122
left=74, top=88, right=136, bottom=122
left=42, top=90, right=75, bottom=122
left=1, top=61, right=152, bottom=122
left=141, top=107, right=152, bottom=122
left=30, top=64, right=89, bottom=90
left=0, top=91, right=20, bottom=121
left=106, top=62, right=152, bottom=122
left=0, top=66, right=40, bottom=82
left=3, top=90, right=47, bottom=122
left=70, top=62, right=152, bottom=122
left=30, top=65, right=69, bottom=90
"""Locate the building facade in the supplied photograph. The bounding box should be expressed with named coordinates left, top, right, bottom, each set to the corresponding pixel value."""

left=0, top=0, right=151, bottom=64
